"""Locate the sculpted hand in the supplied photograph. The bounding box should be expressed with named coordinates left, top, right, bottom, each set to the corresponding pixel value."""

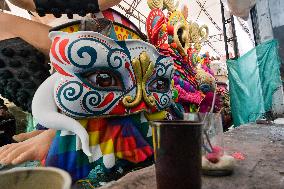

left=0, top=129, right=56, bottom=165
left=12, top=130, right=45, bottom=142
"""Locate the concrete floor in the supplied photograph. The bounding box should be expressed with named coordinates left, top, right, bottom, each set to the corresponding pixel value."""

left=99, top=124, right=284, bottom=189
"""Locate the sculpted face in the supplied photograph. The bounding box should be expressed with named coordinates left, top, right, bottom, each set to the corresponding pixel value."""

left=49, top=31, right=174, bottom=118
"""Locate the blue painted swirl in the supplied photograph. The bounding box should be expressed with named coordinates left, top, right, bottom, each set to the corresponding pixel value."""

left=156, top=61, right=173, bottom=77
left=160, top=94, right=171, bottom=107
left=61, top=81, right=83, bottom=101
left=82, top=91, right=102, bottom=113
left=107, top=49, right=127, bottom=69
left=67, top=38, right=100, bottom=69
left=57, top=81, right=91, bottom=117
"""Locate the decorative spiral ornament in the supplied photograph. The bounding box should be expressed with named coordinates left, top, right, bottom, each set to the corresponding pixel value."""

left=67, top=38, right=98, bottom=68
left=156, top=65, right=166, bottom=77
left=156, top=61, right=172, bottom=77
left=160, top=94, right=170, bottom=107
left=56, top=81, right=90, bottom=117
left=147, top=95, right=156, bottom=107
left=147, top=0, right=163, bottom=10
left=60, top=81, right=83, bottom=101
left=107, top=50, right=128, bottom=69
left=122, top=95, right=135, bottom=108
left=82, top=91, right=102, bottom=113
left=163, top=0, right=176, bottom=12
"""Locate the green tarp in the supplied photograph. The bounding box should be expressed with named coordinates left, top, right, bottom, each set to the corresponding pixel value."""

left=227, top=40, right=282, bottom=127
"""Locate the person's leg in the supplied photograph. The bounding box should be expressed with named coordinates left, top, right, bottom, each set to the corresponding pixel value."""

left=0, top=12, right=51, bottom=55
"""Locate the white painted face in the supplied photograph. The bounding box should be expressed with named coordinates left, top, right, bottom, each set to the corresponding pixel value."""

left=49, top=31, right=174, bottom=118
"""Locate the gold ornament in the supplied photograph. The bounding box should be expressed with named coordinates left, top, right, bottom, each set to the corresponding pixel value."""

left=147, top=0, right=177, bottom=12
left=195, top=68, right=215, bottom=88
left=188, top=22, right=209, bottom=52
left=168, top=11, right=189, bottom=56
left=123, top=52, right=156, bottom=108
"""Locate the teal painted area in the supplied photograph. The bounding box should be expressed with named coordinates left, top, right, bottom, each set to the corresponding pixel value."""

left=109, top=26, right=118, bottom=40
left=58, top=134, right=77, bottom=154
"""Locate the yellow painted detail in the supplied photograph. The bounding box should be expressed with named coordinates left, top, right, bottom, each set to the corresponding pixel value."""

left=145, top=111, right=168, bottom=121
left=78, top=119, right=88, bottom=128
left=60, top=24, right=80, bottom=33
left=58, top=23, right=141, bottom=40
left=100, top=139, right=114, bottom=155
left=89, top=131, right=100, bottom=146
left=114, top=25, right=141, bottom=40
left=116, top=151, right=124, bottom=159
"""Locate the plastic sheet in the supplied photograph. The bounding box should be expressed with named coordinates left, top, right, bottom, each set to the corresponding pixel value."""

left=221, top=0, right=256, bottom=20
left=227, top=40, right=282, bottom=127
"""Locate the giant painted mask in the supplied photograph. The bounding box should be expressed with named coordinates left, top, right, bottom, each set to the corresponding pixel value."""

left=32, top=30, right=174, bottom=157
left=50, top=31, right=174, bottom=119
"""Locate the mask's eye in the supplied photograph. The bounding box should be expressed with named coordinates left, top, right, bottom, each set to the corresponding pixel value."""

left=149, top=78, right=170, bottom=93
left=84, top=71, right=123, bottom=90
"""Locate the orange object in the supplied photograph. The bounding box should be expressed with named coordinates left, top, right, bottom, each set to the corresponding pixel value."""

left=167, top=25, right=174, bottom=35
left=171, top=42, right=177, bottom=49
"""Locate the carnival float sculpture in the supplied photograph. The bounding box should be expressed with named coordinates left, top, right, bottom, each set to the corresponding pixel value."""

left=146, top=0, right=234, bottom=175
left=32, top=30, right=174, bottom=183
left=0, top=1, right=175, bottom=186
left=146, top=0, right=218, bottom=113
left=0, top=0, right=233, bottom=186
